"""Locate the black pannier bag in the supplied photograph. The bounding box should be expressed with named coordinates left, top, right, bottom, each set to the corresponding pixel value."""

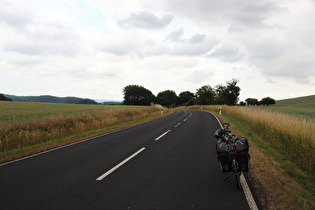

left=216, top=139, right=231, bottom=172
left=235, top=137, right=250, bottom=172
left=218, top=152, right=231, bottom=172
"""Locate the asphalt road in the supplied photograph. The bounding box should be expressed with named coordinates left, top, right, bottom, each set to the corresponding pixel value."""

left=0, top=110, right=251, bottom=210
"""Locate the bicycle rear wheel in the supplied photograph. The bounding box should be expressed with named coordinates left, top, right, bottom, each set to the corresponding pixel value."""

left=235, top=173, right=241, bottom=189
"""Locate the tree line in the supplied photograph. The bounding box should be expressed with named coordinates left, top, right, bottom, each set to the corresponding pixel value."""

left=241, top=97, right=276, bottom=106
left=123, top=79, right=242, bottom=107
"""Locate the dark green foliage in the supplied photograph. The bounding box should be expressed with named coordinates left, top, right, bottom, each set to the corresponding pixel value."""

left=215, top=79, right=240, bottom=105
left=245, top=97, right=276, bottom=106
left=0, top=94, right=12, bottom=101
left=239, top=101, right=246, bottom=106
left=260, top=97, right=276, bottom=106
left=123, top=85, right=155, bottom=106
left=195, top=85, right=215, bottom=105
left=194, top=79, right=241, bottom=105
left=245, top=98, right=259, bottom=106
left=156, top=90, right=177, bottom=107
left=177, top=91, right=195, bottom=106
left=122, top=78, right=241, bottom=107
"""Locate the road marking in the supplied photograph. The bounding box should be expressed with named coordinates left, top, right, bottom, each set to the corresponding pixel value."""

left=240, top=174, right=259, bottom=210
left=96, top=147, right=146, bottom=181
left=155, top=130, right=171, bottom=141
left=174, top=122, right=182, bottom=127
left=210, top=111, right=258, bottom=210
left=183, top=113, right=192, bottom=122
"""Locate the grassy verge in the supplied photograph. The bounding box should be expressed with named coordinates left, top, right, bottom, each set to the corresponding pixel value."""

left=185, top=105, right=314, bottom=209
left=0, top=104, right=171, bottom=164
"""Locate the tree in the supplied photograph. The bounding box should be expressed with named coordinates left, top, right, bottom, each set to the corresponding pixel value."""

left=177, top=91, right=195, bottom=106
left=195, top=85, right=215, bottom=105
left=0, top=94, right=12, bottom=101
left=239, top=101, right=246, bottom=106
left=122, top=85, right=155, bottom=106
left=214, top=84, right=226, bottom=104
left=225, top=79, right=241, bottom=105
left=156, top=90, right=177, bottom=107
left=259, top=97, right=276, bottom=106
left=245, top=98, right=259, bottom=106
left=215, top=79, right=240, bottom=105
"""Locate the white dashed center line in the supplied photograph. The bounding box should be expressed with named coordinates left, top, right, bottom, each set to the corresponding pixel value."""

left=155, top=130, right=171, bottom=141
left=96, top=147, right=146, bottom=181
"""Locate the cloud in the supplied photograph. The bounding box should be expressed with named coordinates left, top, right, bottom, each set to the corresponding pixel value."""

left=248, top=40, right=315, bottom=85
left=166, top=28, right=206, bottom=44
left=244, top=35, right=288, bottom=62
left=164, top=28, right=218, bottom=56
left=0, top=1, right=34, bottom=30
left=189, top=33, right=206, bottom=43
left=226, top=2, right=287, bottom=32
left=97, top=26, right=217, bottom=57
left=166, top=27, right=184, bottom=42
left=1, top=0, right=314, bottom=101
left=0, top=1, right=80, bottom=57
left=185, top=68, right=216, bottom=83
left=3, top=28, right=80, bottom=56
left=231, top=2, right=283, bottom=28
left=168, top=39, right=217, bottom=56
left=117, top=11, right=174, bottom=29
left=208, top=43, right=245, bottom=62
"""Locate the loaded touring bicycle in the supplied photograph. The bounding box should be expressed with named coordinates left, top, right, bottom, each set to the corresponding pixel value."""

left=214, top=123, right=250, bottom=189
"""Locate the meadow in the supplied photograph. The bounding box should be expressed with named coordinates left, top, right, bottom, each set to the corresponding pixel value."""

left=0, top=101, right=143, bottom=124
left=259, top=94, right=315, bottom=119
left=0, top=101, right=167, bottom=163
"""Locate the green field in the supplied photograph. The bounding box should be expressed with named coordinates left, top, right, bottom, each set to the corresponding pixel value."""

left=0, top=101, right=142, bottom=125
left=260, top=95, right=315, bottom=119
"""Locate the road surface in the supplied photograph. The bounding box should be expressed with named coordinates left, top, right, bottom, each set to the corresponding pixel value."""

left=0, top=110, right=251, bottom=209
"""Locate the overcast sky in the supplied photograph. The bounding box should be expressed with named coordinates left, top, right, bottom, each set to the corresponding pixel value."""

left=1, top=0, right=314, bottom=102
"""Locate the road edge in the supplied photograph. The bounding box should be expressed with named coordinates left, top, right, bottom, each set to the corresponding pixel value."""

left=210, top=112, right=259, bottom=210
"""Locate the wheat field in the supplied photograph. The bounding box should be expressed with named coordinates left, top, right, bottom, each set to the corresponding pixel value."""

left=0, top=101, right=165, bottom=162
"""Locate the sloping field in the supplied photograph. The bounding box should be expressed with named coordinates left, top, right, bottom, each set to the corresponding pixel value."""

left=261, top=95, right=315, bottom=119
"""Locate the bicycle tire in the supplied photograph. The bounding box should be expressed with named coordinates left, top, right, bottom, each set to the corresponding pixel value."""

left=235, top=173, right=241, bottom=189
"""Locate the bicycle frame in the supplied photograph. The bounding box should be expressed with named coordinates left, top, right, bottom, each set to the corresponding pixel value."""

left=223, top=144, right=242, bottom=189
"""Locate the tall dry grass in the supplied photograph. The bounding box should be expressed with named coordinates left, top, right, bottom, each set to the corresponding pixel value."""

left=207, top=105, right=315, bottom=173
left=0, top=107, right=163, bottom=157
left=200, top=105, right=315, bottom=209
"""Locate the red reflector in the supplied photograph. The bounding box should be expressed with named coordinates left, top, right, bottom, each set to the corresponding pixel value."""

left=230, top=152, right=236, bottom=155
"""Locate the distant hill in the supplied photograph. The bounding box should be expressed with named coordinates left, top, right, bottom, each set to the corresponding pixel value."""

left=94, top=99, right=123, bottom=105
left=4, top=94, right=99, bottom=105
left=101, top=101, right=123, bottom=105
